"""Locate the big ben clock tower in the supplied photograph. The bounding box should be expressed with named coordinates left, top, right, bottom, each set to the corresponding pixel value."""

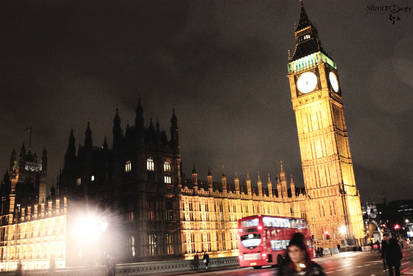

left=287, top=1, right=364, bottom=247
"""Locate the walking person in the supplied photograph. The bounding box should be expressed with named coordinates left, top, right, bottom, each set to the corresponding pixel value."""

left=279, top=232, right=326, bottom=276
left=381, top=233, right=402, bottom=276
left=193, top=253, right=199, bottom=271
left=15, top=260, right=23, bottom=276
left=203, top=251, right=210, bottom=270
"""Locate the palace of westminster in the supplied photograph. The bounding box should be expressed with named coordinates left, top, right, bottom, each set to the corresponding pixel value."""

left=0, top=2, right=364, bottom=271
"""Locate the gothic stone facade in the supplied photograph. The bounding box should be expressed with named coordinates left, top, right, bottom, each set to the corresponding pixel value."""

left=179, top=165, right=306, bottom=259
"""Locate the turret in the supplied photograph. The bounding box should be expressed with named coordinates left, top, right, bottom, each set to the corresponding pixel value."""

left=246, top=171, right=252, bottom=195
left=170, top=108, right=179, bottom=152
left=64, top=129, right=76, bottom=170
left=267, top=173, right=273, bottom=197
left=135, top=98, right=145, bottom=149
left=277, top=178, right=282, bottom=198
left=19, top=143, right=26, bottom=168
left=207, top=168, right=213, bottom=191
left=234, top=173, right=240, bottom=194
left=257, top=172, right=263, bottom=196
left=103, top=136, right=108, bottom=150
left=41, top=147, right=47, bottom=176
left=9, top=149, right=17, bottom=171
left=280, top=161, right=288, bottom=198
left=221, top=173, right=227, bottom=193
left=84, top=122, right=93, bottom=148
left=112, top=108, right=123, bottom=150
left=192, top=165, right=198, bottom=189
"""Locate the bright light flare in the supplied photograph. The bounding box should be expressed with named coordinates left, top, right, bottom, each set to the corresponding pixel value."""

left=73, top=213, right=107, bottom=241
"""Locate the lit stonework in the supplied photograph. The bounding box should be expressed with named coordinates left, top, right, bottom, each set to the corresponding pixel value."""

left=179, top=164, right=306, bottom=259
left=0, top=198, right=67, bottom=271
left=286, top=1, right=364, bottom=247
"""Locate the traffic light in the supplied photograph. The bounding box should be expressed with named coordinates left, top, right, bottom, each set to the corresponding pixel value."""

left=325, top=231, right=330, bottom=240
left=394, top=224, right=401, bottom=230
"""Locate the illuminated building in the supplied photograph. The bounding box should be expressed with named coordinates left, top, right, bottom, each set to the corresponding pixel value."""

left=179, top=164, right=306, bottom=259
left=0, top=199, right=67, bottom=271
left=286, top=1, right=365, bottom=246
left=0, top=145, right=67, bottom=271
left=0, top=1, right=368, bottom=269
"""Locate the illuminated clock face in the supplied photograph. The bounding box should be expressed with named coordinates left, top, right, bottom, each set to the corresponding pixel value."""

left=329, top=71, right=339, bottom=92
left=296, top=72, right=318, bottom=94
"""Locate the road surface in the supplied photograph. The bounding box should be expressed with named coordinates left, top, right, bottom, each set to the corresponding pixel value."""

left=166, top=246, right=413, bottom=276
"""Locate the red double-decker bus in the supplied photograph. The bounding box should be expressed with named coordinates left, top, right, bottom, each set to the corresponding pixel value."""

left=238, top=215, right=314, bottom=268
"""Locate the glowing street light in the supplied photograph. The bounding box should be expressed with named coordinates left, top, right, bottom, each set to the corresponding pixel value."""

left=69, top=209, right=109, bottom=266
left=73, top=213, right=108, bottom=241
left=339, top=225, right=347, bottom=235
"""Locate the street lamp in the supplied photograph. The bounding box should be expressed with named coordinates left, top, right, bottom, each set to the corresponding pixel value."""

left=73, top=213, right=108, bottom=241
left=70, top=210, right=108, bottom=266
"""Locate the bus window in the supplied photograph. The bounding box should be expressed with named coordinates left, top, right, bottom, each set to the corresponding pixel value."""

left=240, top=233, right=261, bottom=249
left=241, top=218, right=259, bottom=228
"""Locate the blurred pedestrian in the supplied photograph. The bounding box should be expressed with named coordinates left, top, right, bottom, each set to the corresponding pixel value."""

left=15, top=260, right=23, bottom=276
left=193, top=253, right=199, bottom=271
left=381, top=233, right=402, bottom=276
left=203, top=251, right=210, bottom=270
left=105, top=254, right=116, bottom=276
left=279, top=233, right=325, bottom=276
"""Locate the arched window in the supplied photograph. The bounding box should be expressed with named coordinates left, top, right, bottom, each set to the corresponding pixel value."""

left=164, top=176, right=172, bottom=184
left=146, top=158, right=154, bottom=171
left=125, top=160, right=132, bottom=172
left=163, top=161, right=171, bottom=172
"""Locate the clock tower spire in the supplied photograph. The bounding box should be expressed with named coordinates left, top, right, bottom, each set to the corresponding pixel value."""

left=290, top=0, right=325, bottom=62
left=287, top=2, right=364, bottom=247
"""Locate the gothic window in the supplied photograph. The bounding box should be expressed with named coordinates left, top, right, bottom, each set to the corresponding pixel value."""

left=190, top=232, right=195, bottom=253
left=125, top=161, right=132, bottom=173
left=207, top=233, right=211, bottom=252
left=163, top=161, right=171, bottom=172
left=183, top=232, right=187, bottom=253
left=164, top=176, right=171, bottom=184
left=148, top=202, right=154, bottom=221
left=149, top=233, right=158, bottom=256
left=146, top=158, right=155, bottom=171
left=166, top=233, right=174, bottom=255
left=130, top=235, right=135, bottom=257
left=216, top=232, right=219, bottom=251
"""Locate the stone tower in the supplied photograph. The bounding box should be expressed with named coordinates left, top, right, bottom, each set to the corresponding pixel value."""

left=287, top=1, right=364, bottom=246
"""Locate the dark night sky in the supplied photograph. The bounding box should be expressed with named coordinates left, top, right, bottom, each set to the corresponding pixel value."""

left=0, top=0, right=412, bottom=202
